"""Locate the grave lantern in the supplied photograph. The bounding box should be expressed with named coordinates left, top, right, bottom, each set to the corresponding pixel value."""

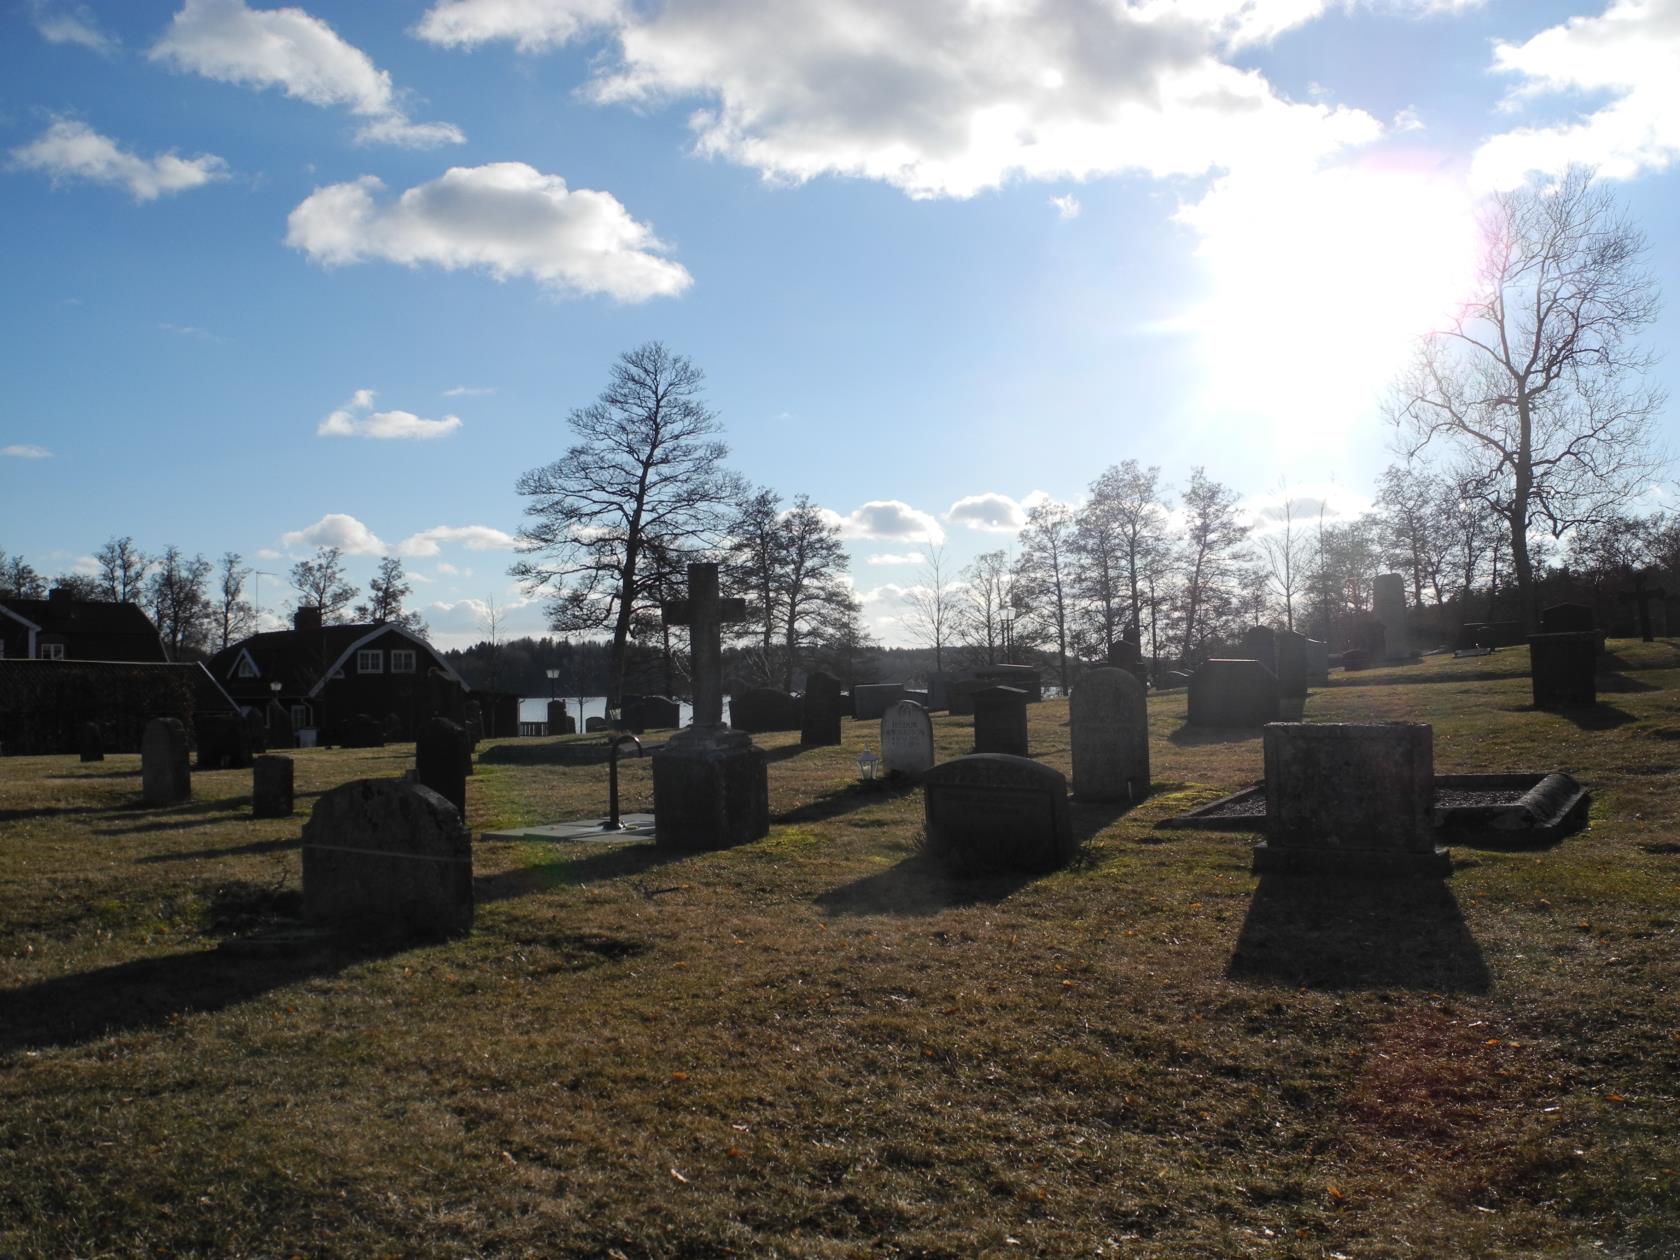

left=857, top=750, right=880, bottom=782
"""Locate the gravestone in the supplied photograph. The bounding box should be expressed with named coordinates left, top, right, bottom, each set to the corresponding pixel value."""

left=1466, top=620, right=1524, bottom=649
left=800, top=672, right=844, bottom=746
left=1108, top=637, right=1142, bottom=667
left=652, top=563, right=769, bottom=850
left=585, top=716, right=608, bottom=733
left=641, top=696, right=682, bottom=730
left=416, top=716, right=469, bottom=818
left=976, top=664, right=1043, bottom=702
left=195, top=712, right=251, bottom=770
left=1158, top=670, right=1192, bottom=690
left=1541, top=603, right=1595, bottom=634
left=1340, top=647, right=1371, bottom=671
left=1374, top=573, right=1409, bottom=660
left=1254, top=722, right=1448, bottom=876
left=881, top=700, right=935, bottom=779
left=1241, top=626, right=1277, bottom=671
left=617, top=695, right=649, bottom=734
left=141, top=717, right=191, bottom=806
left=852, top=683, right=905, bottom=721
left=1305, top=638, right=1330, bottom=684
left=1350, top=618, right=1386, bottom=660
left=78, top=722, right=103, bottom=763
left=302, top=779, right=473, bottom=938
left=1529, top=632, right=1597, bottom=708
left=1619, top=574, right=1667, bottom=642
left=947, top=678, right=985, bottom=716
left=923, top=755, right=1073, bottom=875
left=972, top=686, right=1030, bottom=756
left=252, top=754, right=294, bottom=819
left=1069, top=668, right=1149, bottom=803
left=730, top=688, right=802, bottom=733
left=925, top=672, right=952, bottom=712
left=902, top=688, right=930, bottom=708
left=546, top=699, right=569, bottom=736
left=339, top=714, right=385, bottom=748
left=463, top=700, right=484, bottom=748
left=1274, top=629, right=1308, bottom=701
left=243, top=708, right=268, bottom=756
left=1186, top=659, right=1279, bottom=727
left=267, top=701, right=294, bottom=750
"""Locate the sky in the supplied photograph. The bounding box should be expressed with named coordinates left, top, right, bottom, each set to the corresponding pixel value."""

left=2, top=0, right=1678, bottom=649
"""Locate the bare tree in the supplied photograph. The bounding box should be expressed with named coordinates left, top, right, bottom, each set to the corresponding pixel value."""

left=1391, top=168, right=1667, bottom=630
left=1017, top=502, right=1076, bottom=692
left=510, top=342, right=739, bottom=708
left=775, top=496, right=855, bottom=689
left=355, top=556, right=427, bottom=636
left=959, top=549, right=1017, bottom=666
left=903, top=543, right=957, bottom=674
left=1374, top=464, right=1449, bottom=612
left=289, top=546, right=358, bottom=623
left=1174, top=468, right=1249, bottom=664
left=148, top=545, right=213, bottom=659
left=95, top=536, right=151, bottom=603
left=215, top=551, right=257, bottom=650
left=479, top=595, right=503, bottom=691
left=1258, top=480, right=1313, bottom=632
left=724, top=485, right=785, bottom=679
left=1076, top=461, right=1170, bottom=651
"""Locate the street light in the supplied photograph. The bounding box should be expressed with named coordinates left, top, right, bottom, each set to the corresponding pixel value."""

left=546, top=667, right=559, bottom=699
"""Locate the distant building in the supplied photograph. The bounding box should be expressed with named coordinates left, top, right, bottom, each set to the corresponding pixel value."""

left=208, top=607, right=467, bottom=744
left=0, top=588, right=168, bottom=662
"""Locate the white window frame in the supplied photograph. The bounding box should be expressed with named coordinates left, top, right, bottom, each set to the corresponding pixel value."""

left=291, top=704, right=311, bottom=729
left=40, top=642, right=65, bottom=661
left=390, top=649, right=417, bottom=674
left=356, top=649, right=382, bottom=674
left=238, top=657, right=259, bottom=678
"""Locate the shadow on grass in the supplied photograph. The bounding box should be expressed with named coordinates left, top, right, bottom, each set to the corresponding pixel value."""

left=816, top=852, right=1033, bottom=918
left=761, top=742, right=811, bottom=764
left=474, top=842, right=688, bottom=903
left=773, top=779, right=918, bottom=827
left=96, top=802, right=257, bottom=835
left=1227, top=874, right=1490, bottom=993
left=1069, top=794, right=1146, bottom=844
left=1332, top=667, right=1520, bottom=689
left=134, top=835, right=300, bottom=864
left=43, top=768, right=141, bottom=781
left=1168, top=725, right=1264, bottom=747
left=1597, top=672, right=1660, bottom=694
left=0, top=803, right=116, bottom=824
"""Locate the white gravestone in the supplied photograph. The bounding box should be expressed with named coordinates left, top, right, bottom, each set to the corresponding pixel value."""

left=881, top=700, right=935, bottom=779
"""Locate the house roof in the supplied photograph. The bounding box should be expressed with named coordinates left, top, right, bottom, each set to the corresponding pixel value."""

left=207, top=621, right=461, bottom=701
left=0, top=658, right=240, bottom=712
left=0, top=595, right=168, bottom=662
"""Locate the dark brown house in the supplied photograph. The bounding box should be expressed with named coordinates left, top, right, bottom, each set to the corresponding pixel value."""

left=0, top=589, right=168, bottom=662
left=208, top=607, right=466, bottom=744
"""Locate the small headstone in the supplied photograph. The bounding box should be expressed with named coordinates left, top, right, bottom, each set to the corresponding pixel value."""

left=881, top=700, right=935, bottom=779
left=1340, top=647, right=1371, bottom=671
left=1157, top=670, right=1191, bottom=690
left=901, top=688, right=930, bottom=708
left=1540, top=603, right=1595, bottom=634
left=78, top=721, right=103, bottom=763
left=252, top=754, right=294, bottom=818
left=975, top=664, right=1043, bottom=702
left=1529, top=632, right=1597, bottom=708
left=1241, top=626, right=1276, bottom=671
left=546, top=699, right=568, bottom=735
left=972, top=685, right=1029, bottom=756
left=141, top=717, right=191, bottom=806
left=947, top=678, right=985, bottom=716
left=923, top=755, right=1073, bottom=875
left=195, top=712, right=251, bottom=770
left=1274, top=630, right=1308, bottom=700
left=585, top=716, right=608, bottom=733
left=302, top=779, right=473, bottom=938
left=1186, top=660, right=1278, bottom=727
left=1254, top=722, right=1447, bottom=876
left=1374, top=573, right=1409, bottom=660
left=852, top=683, right=905, bottom=721
left=1467, top=620, right=1524, bottom=649
left=416, top=716, right=469, bottom=818
left=924, top=672, right=952, bottom=711
left=640, top=696, right=681, bottom=729
left=1305, top=638, right=1330, bottom=684
left=1069, top=668, right=1149, bottom=802
left=267, top=701, right=294, bottom=750
left=800, top=672, right=844, bottom=746
left=339, top=714, right=385, bottom=748
left=730, top=688, right=801, bottom=733
left=243, top=708, right=268, bottom=755
left=463, top=700, right=484, bottom=747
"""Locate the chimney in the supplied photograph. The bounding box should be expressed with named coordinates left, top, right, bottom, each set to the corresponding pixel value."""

left=48, top=587, right=72, bottom=608
left=294, top=606, right=323, bottom=636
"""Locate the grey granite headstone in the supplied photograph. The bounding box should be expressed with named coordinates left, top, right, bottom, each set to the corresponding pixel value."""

left=1274, top=630, right=1308, bottom=700
left=881, top=700, right=935, bottom=779
left=852, top=683, right=905, bottom=721
left=1069, top=668, right=1149, bottom=803
left=252, top=754, right=294, bottom=819
left=1241, top=626, right=1277, bottom=671
left=975, top=664, right=1043, bottom=702
left=800, top=672, right=844, bottom=746
left=972, top=685, right=1029, bottom=756
left=78, top=721, right=103, bottom=763
left=1529, top=632, right=1597, bottom=708
left=1186, top=660, right=1279, bottom=727
left=1374, top=573, right=1408, bottom=660
left=923, top=755, right=1073, bottom=875
left=730, top=688, right=801, bottom=733
left=947, top=678, right=985, bottom=715
left=416, top=716, right=469, bottom=818
left=585, top=716, right=608, bottom=733
left=1305, top=638, right=1329, bottom=684
left=141, top=717, right=191, bottom=806
left=302, top=779, right=473, bottom=938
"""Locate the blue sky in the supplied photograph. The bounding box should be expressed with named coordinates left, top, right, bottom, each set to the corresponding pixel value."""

left=3, top=0, right=1677, bottom=647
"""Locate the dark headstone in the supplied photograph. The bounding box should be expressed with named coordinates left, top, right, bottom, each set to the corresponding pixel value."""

left=585, top=716, right=608, bottom=733
left=730, top=688, right=802, bottom=733
left=1540, top=603, right=1595, bottom=634
left=1186, top=659, right=1279, bottom=727
left=339, top=714, right=385, bottom=748
left=641, top=696, right=681, bottom=729
left=1464, top=620, right=1524, bottom=649
left=1241, top=626, right=1276, bottom=671
left=652, top=733, right=769, bottom=851
left=243, top=708, right=268, bottom=755
left=141, top=717, right=191, bottom=806
left=78, top=722, right=103, bottom=763
left=852, top=683, right=905, bottom=721
left=1529, top=632, right=1597, bottom=708
left=267, top=701, right=294, bottom=750
left=194, top=712, right=251, bottom=770
left=252, top=754, right=294, bottom=819
left=463, top=700, right=484, bottom=747
left=416, top=716, right=469, bottom=818
left=947, top=678, right=985, bottom=716
left=881, top=700, right=935, bottom=779
left=1351, top=618, right=1386, bottom=659
left=1374, top=573, right=1409, bottom=660
left=972, top=685, right=1029, bottom=756
left=1305, top=638, right=1330, bottom=684
left=1070, top=668, right=1149, bottom=803
left=1157, top=670, right=1191, bottom=690
left=546, top=699, right=569, bottom=735
left=1340, top=648, right=1371, bottom=671
left=923, top=755, right=1073, bottom=875
left=901, top=688, right=930, bottom=708
left=1107, top=638, right=1142, bottom=667
left=924, top=672, right=951, bottom=711
left=1253, top=722, right=1447, bottom=877
left=800, top=672, right=844, bottom=746
left=302, top=780, right=472, bottom=938
left=975, top=664, right=1043, bottom=702
left=1274, top=630, right=1308, bottom=700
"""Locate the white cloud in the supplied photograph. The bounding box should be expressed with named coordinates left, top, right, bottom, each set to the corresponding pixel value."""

left=29, top=1, right=118, bottom=54
left=946, top=492, right=1027, bottom=533
left=443, top=385, right=496, bottom=397
left=159, top=321, right=224, bottom=342
left=824, top=499, right=944, bottom=545
left=1049, top=193, right=1081, bottom=219
left=436, top=561, right=462, bottom=576
left=1239, top=481, right=1371, bottom=534
left=1392, top=105, right=1424, bottom=133
left=866, top=552, right=924, bottom=566
left=280, top=512, right=387, bottom=556
left=2, top=444, right=53, bottom=459
left=316, top=388, right=462, bottom=439
left=397, top=525, right=517, bottom=557
left=1474, top=0, right=1680, bottom=189
left=256, top=547, right=282, bottom=560
left=9, top=120, right=227, bottom=201
left=71, top=553, right=101, bottom=576
left=150, top=0, right=463, bottom=149
left=414, top=0, right=621, bottom=52
left=284, top=163, right=692, bottom=301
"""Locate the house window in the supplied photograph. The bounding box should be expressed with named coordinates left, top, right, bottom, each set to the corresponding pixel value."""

left=291, top=705, right=310, bottom=730
left=40, top=643, right=65, bottom=660
left=391, top=650, right=417, bottom=674
left=238, top=657, right=259, bottom=678
left=357, top=649, right=382, bottom=674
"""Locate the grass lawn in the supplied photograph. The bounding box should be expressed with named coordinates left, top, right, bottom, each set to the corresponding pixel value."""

left=3, top=641, right=1678, bottom=1258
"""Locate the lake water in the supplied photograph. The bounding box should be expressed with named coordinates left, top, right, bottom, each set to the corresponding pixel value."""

left=519, top=695, right=709, bottom=727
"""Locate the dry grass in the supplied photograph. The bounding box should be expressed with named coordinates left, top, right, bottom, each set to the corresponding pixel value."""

left=3, top=642, right=1679, bottom=1258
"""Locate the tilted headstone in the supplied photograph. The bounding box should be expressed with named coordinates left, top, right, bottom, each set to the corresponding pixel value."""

left=730, top=688, right=802, bottom=733
left=800, top=672, right=844, bottom=746
left=946, top=678, right=985, bottom=716
left=972, top=685, right=1030, bottom=756
left=78, top=721, right=103, bottom=763
left=1274, top=629, right=1308, bottom=700
left=416, top=716, right=469, bottom=818
left=851, top=683, right=905, bottom=721
left=1529, top=632, right=1597, bottom=709
left=1254, top=722, right=1447, bottom=876
left=141, top=717, right=191, bottom=806
left=923, top=755, right=1073, bottom=875
left=1069, top=668, right=1149, bottom=803
left=302, top=779, right=473, bottom=938
left=1374, top=573, right=1409, bottom=660
left=1186, top=659, right=1279, bottom=727
left=252, top=754, right=294, bottom=819
left=881, top=700, right=935, bottom=779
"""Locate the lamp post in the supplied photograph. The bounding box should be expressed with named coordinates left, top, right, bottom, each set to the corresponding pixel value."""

left=546, top=667, right=559, bottom=700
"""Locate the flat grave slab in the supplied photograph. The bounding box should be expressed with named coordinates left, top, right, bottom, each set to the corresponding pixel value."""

left=481, top=813, right=658, bottom=844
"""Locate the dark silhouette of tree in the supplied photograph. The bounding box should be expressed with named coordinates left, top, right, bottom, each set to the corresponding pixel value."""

left=288, top=546, right=357, bottom=624
left=355, top=556, right=428, bottom=636
left=95, top=536, right=150, bottom=603
left=1174, top=468, right=1249, bottom=664
left=148, top=545, right=213, bottom=659
left=0, top=551, right=47, bottom=599
left=215, top=552, right=257, bottom=650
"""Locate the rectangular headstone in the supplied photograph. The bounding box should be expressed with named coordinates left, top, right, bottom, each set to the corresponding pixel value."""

left=1186, top=660, right=1278, bottom=727
left=252, top=754, right=294, bottom=819
left=1273, top=630, right=1308, bottom=699
left=800, top=672, right=844, bottom=746
left=851, top=683, right=905, bottom=721
left=416, top=716, right=469, bottom=818
left=923, top=755, right=1073, bottom=874
left=730, top=688, right=801, bottom=733
left=972, top=685, right=1029, bottom=756
left=1529, top=632, right=1597, bottom=708
left=946, top=678, right=985, bottom=715
left=79, top=721, right=103, bottom=763
left=1540, top=603, right=1595, bottom=634
left=1374, top=573, right=1409, bottom=660
left=141, top=717, right=191, bottom=806
left=975, top=664, right=1043, bottom=702
left=1070, top=668, right=1149, bottom=802
left=1304, top=638, right=1329, bottom=684
left=881, top=699, right=935, bottom=778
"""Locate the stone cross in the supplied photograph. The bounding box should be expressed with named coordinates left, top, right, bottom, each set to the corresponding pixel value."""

left=1618, top=574, right=1668, bottom=643
left=661, top=562, right=748, bottom=729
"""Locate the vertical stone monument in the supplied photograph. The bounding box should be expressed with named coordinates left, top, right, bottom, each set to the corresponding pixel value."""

left=972, top=686, right=1029, bottom=756
left=800, top=672, right=844, bottom=746
left=252, top=754, right=294, bottom=819
left=1374, top=573, right=1409, bottom=661
left=1069, top=668, right=1149, bottom=803
left=881, top=700, right=935, bottom=779
left=1529, top=632, right=1598, bottom=708
left=416, top=716, right=469, bottom=818
left=141, top=717, right=191, bottom=806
